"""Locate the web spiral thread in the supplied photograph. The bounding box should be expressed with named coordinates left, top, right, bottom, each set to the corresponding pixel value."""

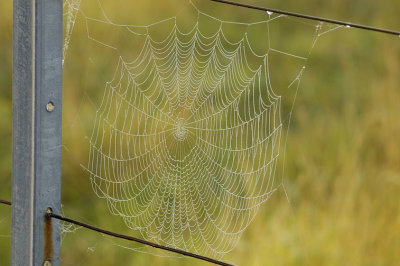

left=80, top=2, right=330, bottom=259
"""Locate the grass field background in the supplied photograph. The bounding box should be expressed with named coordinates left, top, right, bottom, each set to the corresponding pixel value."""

left=1, top=0, right=399, bottom=265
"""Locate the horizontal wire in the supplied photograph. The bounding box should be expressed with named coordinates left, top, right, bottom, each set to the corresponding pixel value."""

left=47, top=212, right=234, bottom=266
left=0, top=199, right=233, bottom=265
left=210, top=0, right=400, bottom=36
left=0, top=199, right=11, bottom=206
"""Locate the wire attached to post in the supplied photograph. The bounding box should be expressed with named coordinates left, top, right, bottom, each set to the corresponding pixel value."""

left=0, top=199, right=233, bottom=265
left=46, top=212, right=234, bottom=266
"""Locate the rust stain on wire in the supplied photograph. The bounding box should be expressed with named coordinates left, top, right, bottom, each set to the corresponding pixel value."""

left=44, top=208, right=53, bottom=262
left=46, top=212, right=234, bottom=266
left=211, top=0, right=400, bottom=36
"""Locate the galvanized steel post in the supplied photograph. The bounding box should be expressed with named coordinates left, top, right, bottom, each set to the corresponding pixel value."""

left=12, top=0, right=62, bottom=265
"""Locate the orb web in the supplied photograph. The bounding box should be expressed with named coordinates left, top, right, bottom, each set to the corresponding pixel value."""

left=79, top=1, right=332, bottom=259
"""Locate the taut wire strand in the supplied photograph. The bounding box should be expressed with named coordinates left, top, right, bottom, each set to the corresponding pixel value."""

left=46, top=211, right=234, bottom=266
left=0, top=199, right=11, bottom=206
left=0, top=198, right=232, bottom=265
left=210, top=0, right=400, bottom=36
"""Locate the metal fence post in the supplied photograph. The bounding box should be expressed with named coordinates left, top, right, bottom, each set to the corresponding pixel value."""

left=12, top=0, right=62, bottom=265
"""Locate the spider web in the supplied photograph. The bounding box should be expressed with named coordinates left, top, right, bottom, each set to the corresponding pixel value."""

left=64, top=0, right=340, bottom=260
left=63, top=0, right=81, bottom=64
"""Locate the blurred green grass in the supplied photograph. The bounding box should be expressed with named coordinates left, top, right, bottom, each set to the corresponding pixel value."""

left=1, top=0, right=400, bottom=265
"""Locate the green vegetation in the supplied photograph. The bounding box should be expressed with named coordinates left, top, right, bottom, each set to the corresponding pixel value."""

left=1, top=0, right=399, bottom=265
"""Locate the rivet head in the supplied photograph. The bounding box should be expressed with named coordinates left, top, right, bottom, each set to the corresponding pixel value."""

left=46, top=101, right=55, bottom=112
left=43, top=260, right=52, bottom=266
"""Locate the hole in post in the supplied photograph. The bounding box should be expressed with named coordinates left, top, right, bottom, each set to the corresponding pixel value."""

left=43, top=260, right=52, bottom=266
left=46, top=101, right=55, bottom=112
